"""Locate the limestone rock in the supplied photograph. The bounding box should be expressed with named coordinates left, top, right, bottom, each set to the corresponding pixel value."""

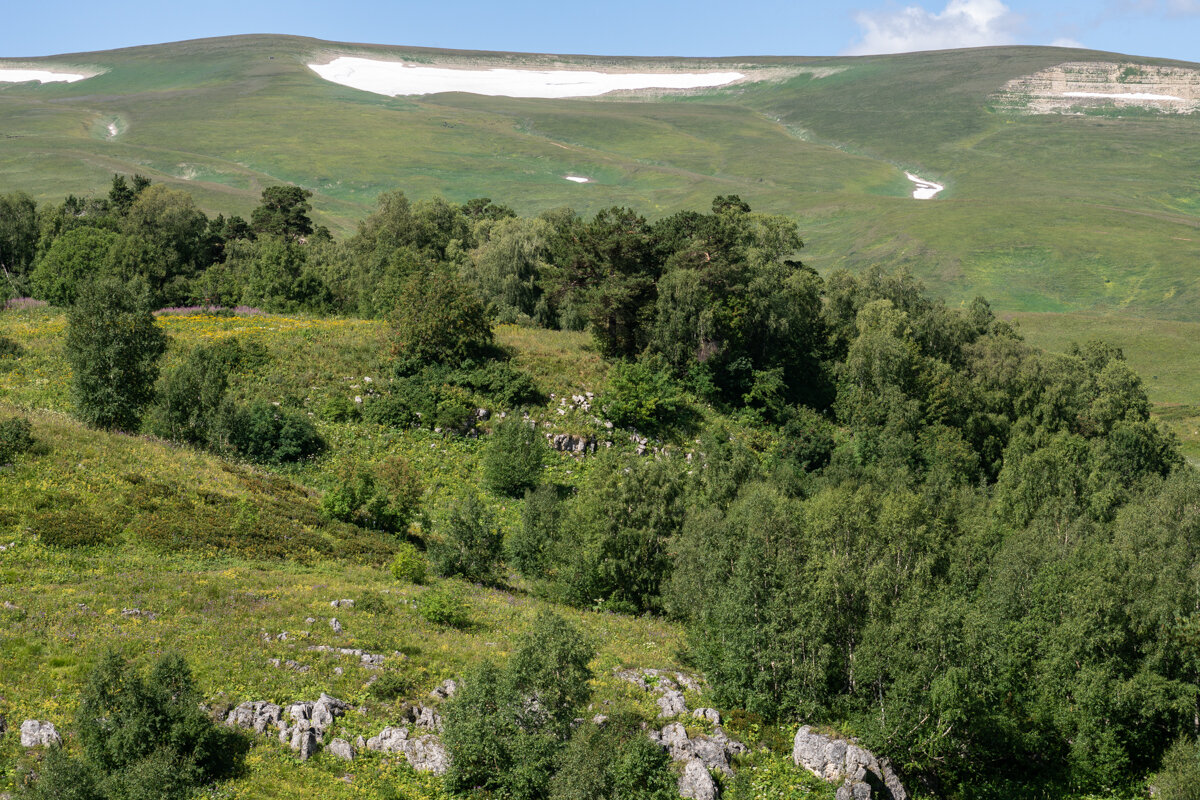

left=678, top=757, right=717, bottom=800
left=429, top=679, right=458, bottom=701
left=406, top=735, right=449, bottom=775
left=20, top=720, right=61, bottom=748
left=226, top=701, right=284, bottom=735
left=291, top=725, right=319, bottom=760
left=328, top=738, right=356, bottom=761
left=693, top=707, right=720, bottom=725
left=793, top=726, right=907, bottom=800
left=366, top=726, right=409, bottom=753
left=329, top=617, right=343, bottom=634
left=657, top=690, right=688, bottom=718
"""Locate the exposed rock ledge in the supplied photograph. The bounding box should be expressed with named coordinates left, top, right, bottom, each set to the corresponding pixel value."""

left=993, top=62, right=1200, bottom=114
left=792, top=725, right=907, bottom=800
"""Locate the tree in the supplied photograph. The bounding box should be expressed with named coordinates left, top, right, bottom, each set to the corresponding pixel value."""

left=443, top=612, right=594, bottom=799
left=389, top=269, right=494, bottom=370
left=0, top=191, right=39, bottom=292
left=65, top=277, right=166, bottom=431
left=250, top=185, right=313, bottom=240
left=482, top=418, right=547, bottom=497
left=430, top=491, right=504, bottom=585
left=31, top=227, right=119, bottom=307
left=28, top=651, right=245, bottom=800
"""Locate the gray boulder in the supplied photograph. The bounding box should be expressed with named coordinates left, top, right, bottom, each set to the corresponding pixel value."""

left=226, top=701, right=284, bottom=735
left=406, top=735, right=449, bottom=775
left=429, top=679, right=458, bottom=701
left=678, top=757, right=717, bottom=800
left=20, top=720, right=61, bottom=748
left=657, top=690, right=688, bottom=718
left=290, top=724, right=319, bottom=760
left=328, top=738, right=356, bottom=761
left=651, top=722, right=743, bottom=777
left=793, top=726, right=907, bottom=800
left=693, top=707, right=720, bottom=725
left=366, top=726, right=409, bottom=753
left=329, top=617, right=343, bottom=634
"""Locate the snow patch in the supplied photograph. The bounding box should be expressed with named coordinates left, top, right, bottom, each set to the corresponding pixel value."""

left=308, top=57, right=745, bottom=98
left=564, top=175, right=590, bottom=183
left=1063, top=91, right=1184, bottom=101
left=106, top=122, right=119, bottom=139
left=905, top=172, right=944, bottom=200
left=0, top=68, right=89, bottom=84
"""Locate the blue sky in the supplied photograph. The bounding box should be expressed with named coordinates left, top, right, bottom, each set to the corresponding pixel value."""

left=3, top=0, right=1197, bottom=62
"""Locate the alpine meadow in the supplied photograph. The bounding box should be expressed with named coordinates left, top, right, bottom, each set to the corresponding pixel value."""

left=0, top=30, right=1199, bottom=800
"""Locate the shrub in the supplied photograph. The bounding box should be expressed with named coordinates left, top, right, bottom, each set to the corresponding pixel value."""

left=600, top=357, right=692, bottom=437
left=369, top=669, right=421, bottom=702
left=318, top=394, right=360, bottom=422
left=0, top=335, right=23, bottom=359
left=1153, top=737, right=1200, bottom=800
left=363, top=392, right=418, bottom=428
left=27, top=508, right=115, bottom=548
left=215, top=399, right=325, bottom=463
left=417, top=582, right=471, bottom=628
left=146, top=338, right=256, bottom=446
left=433, top=384, right=476, bottom=433
left=454, top=360, right=543, bottom=408
left=322, top=456, right=422, bottom=532
left=0, top=415, right=34, bottom=464
left=25, top=651, right=247, bottom=800
left=443, top=613, right=594, bottom=799
left=429, top=492, right=503, bottom=585
left=65, top=277, right=167, bottom=431
left=506, top=484, right=563, bottom=580
left=390, top=542, right=428, bottom=584
left=552, top=716, right=679, bottom=800
left=482, top=418, right=547, bottom=497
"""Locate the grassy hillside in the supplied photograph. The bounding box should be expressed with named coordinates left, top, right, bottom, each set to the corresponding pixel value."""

left=1, top=35, right=1197, bottom=322
left=3, top=304, right=845, bottom=798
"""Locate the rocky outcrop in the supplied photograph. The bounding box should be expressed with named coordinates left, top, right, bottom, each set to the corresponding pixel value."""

left=227, top=693, right=349, bottom=761
left=678, top=758, right=718, bottom=800
left=994, top=62, right=1200, bottom=114
left=429, top=679, right=458, bottom=700
left=650, top=721, right=747, bottom=777
left=328, top=737, right=356, bottom=761
left=20, top=720, right=61, bottom=748
left=792, top=726, right=907, bottom=800
left=364, top=725, right=448, bottom=774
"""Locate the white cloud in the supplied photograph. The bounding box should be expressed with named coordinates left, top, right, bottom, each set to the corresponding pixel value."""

left=1166, top=0, right=1200, bottom=15
left=844, top=0, right=1021, bottom=55
left=1050, top=36, right=1085, bottom=48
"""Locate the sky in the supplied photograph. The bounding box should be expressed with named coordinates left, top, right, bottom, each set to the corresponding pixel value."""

left=2, top=0, right=1197, bottom=63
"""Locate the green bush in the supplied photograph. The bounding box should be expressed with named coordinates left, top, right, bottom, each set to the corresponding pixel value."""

left=390, top=542, right=428, bottom=584
left=443, top=613, right=594, bottom=799
left=0, top=415, right=34, bottom=464
left=363, top=392, right=418, bottom=428
left=369, top=669, right=422, bottom=702
left=390, top=270, right=494, bottom=370
left=65, top=277, right=167, bottom=432
left=482, top=418, right=547, bottom=497
left=429, top=492, right=503, bottom=585
left=318, top=394, right=360, bottom=422
left=552, top=717, right=679, bottom=800
left=147, top=338, right=258, bottom=446
left=27, top=508, right=115, bottom=548
left=25, top=651, right=247, bottom=800
left=506, top=484, right=563, bottom=580
left=0, top=335, right=24, bottom=359
left=599, top=357, right=692, bottom=437
left=215, top=399, right=325, bottom=463
left=322, top=455, right=422, bottom=532
left=1153, top=737, right=1200, bottom=800
left=416, top=582, right=471, bottom=628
